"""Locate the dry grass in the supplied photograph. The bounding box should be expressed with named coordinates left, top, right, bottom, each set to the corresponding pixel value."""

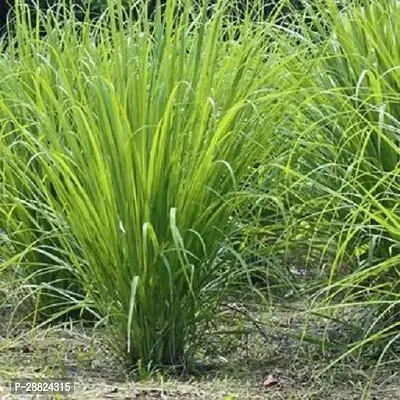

left=0, top=302, right=399, bottom=400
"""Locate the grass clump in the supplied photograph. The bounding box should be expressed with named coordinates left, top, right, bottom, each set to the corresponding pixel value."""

left=0, top=0, right=292, bottom=368
left=264, top=0, right=400, bottom=364
left=1, top=0, right=399, bottom=386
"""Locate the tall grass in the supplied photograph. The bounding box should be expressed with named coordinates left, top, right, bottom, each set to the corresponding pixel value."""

left=2, top=0, right=399, bottom=376
left=0, top=0, right=294, bottom=366
left=266, top=0, right=400, bottom=365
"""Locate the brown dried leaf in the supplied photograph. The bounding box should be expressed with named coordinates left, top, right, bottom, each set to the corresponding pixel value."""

left=262, top=374, right=280, bottom=390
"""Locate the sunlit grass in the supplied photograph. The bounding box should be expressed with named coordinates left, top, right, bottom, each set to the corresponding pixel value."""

left=0, top=0, right=296, bottom=367
left=264, top=0, right=400, bottom=372
left=0, top=0, right=399, bottom=380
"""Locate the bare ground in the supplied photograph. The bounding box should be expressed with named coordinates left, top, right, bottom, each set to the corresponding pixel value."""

left=0, top=302, right=399, bottom=400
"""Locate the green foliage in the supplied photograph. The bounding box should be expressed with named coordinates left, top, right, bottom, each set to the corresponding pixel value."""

left=269, top=0, right=400, bottom=360
left=0, top=0, right=291, bottom=366
left=1, top=0, right=400, bottom=376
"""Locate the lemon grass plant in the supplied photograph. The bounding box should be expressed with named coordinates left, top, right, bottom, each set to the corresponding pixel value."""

left=271, top=0, right=400, bottom=362
left=0, top=0, right=293, bottom=366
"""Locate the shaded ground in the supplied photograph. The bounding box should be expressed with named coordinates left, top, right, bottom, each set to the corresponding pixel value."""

left=0, top=302, right=399, bottom=399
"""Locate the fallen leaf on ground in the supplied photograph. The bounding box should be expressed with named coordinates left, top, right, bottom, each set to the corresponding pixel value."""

left=262, top=374, right=281, bottom=390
